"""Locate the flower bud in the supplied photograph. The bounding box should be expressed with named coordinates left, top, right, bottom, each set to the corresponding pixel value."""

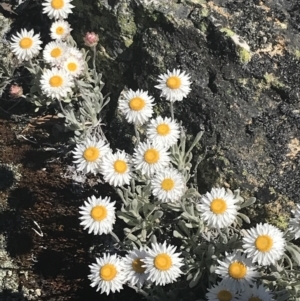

left=9, top=84, right=23, bottom=98
left=83, top=32, right=99, bottom=47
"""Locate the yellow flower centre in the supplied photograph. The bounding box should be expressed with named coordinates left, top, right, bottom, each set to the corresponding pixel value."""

left=132, top=258, right=146, bottom=273
left=154, top=253, right=172, bottom=271
left=161, top=178, right=174, bottom=191
left=166, top=76, right=181, bottom=89
left=50, top=47, right=62, bottom=58
left=67, top=62, right=77, bottom=72
left=217, top=290, right=233, bottom=301
left=248, top=298, right=262, bottom=301
left=90, top=205, right=107, bottom=221
left=255, top=235, right=273, bottom=252
left=156, top=124, right=170, bottom=136
left=49, top=75, right=63, bottom=87
left=83, top=146, right=100, bottom=162
left=56, top=26, right=64, bottom=35
left=100, top=264, right=117, bottom=281
left=19, top=37, right=33, bottom=49
left=144, top=148, right=159, bottom=164
left=51, top=0, right=64, bottom=9
left=129, top=97, right=145, bottom=111
left=228, top=261, right=247, bottom=279
left=210, top=198, right=227, bottom=214
left=113, top=160, right=127, bottom=174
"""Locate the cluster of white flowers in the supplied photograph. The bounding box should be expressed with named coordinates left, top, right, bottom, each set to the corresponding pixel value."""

left=72, top=69, right=191, bottom=204
left=198, top=188, right=286, bottom=300
left=72, top=69, right=191, bottom=294
left=88, top=242, right=183, bottom=295
left=9, top=0, right=85, bottom=100
left=11, top=0, right=300, bottom=298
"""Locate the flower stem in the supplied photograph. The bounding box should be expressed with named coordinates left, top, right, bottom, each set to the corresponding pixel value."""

left=170, top=101, right=174, bottom=120
left=92, top=45, right=96, bottom=72
left=134, top=124, right=140, bottom=145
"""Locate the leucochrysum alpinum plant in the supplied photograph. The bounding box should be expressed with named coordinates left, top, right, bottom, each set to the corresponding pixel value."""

left=8, top=0, right=300, bottom=300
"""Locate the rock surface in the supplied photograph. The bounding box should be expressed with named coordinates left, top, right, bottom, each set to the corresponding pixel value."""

left=72, top=0, right=300, bottom=228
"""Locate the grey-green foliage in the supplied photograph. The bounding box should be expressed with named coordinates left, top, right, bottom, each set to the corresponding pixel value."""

left=113, top=130, right=300, bottom=300
left=0, top=54, right=18, bottom=97
left=0, top=14, right=13, bottom=96
left=57, top=68, right=110, bottom=140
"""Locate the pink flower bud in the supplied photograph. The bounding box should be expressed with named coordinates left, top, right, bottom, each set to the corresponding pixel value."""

left=83, top=32, right=99, bottom=47
left=9, top=84, right=23, bottom=98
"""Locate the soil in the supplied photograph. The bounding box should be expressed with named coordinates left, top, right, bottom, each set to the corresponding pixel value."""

left=0, top=105, right=141, bottom=301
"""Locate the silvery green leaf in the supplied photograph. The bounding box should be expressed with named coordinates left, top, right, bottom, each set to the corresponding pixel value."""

left=189, top=269, right=202, bottom=288
left=117, top=211, right=136, bottom=225
left=34, top=101, right=42, bottom=106
left=181, top=212, right=198, bottom=222
left=186, top=273, right=193, bottom=281
left=141, top=229, right=147, bottom=241
left=237, top=212, right=251, bottom=224
left=262, top=275, right=277, bottom=281
left=240, top=197, right=256, bottom=208
left=286, top=243, right=300, bottom=266
left=77, top=80, right=93, bottom=89
left=150, top=234, right=157, bottom=244
left=178, top=220, right=191, bottom=237
left=152, top=210, right=163, bottom=220
left=127, top=233, right=138, bottom=242
left=184, top=188, right=201, bottom=199
left=173, top=230, right=185, bottom=239
left=219, top=233, right=228, bottom=244
left=185, top=223, right=195, bottom=229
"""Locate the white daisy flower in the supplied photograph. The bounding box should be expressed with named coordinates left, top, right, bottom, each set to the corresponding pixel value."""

left=100, top=150, right=132, bottom=187
left=123, top=248, right=149, bottom=288
left=63, top=55, right=84, bottom=78
left=43, top=41, right=68, bottom=65
left=150, top=168, right=186, bottom=203
left=67, top=46, right=83, bottom=59
left=133, top=141, right=170, bottom=177
left=72, top=136, right=111, bottom=174
left=240, top=283, right=274, bottom=301
left=118, top=89, right=154, bottom=125
left=79, top=195, right=116, bottom=235
left=155, top=69, right=191, bottom=102
left=42, top=0, right=74, bottom=19
left=50, top=19, right=72, bottom=40
left=143, top=241, right=183, bottom=286
left=206, top=282, right=240, bottom=301
left=197, top=187, right=239, bottom=229
left=242, top=223, right=285, bottom=266
left=40, top=67, right=73, bottom=99
left=89, top=253, right=126, bottom=295
left=215, top=251, right=259, bottom=292
left=146, top=116, right=180, bottom=148
left=10, top=29, right=42, bottom=61
left=288, top=204, right=300, bottom=240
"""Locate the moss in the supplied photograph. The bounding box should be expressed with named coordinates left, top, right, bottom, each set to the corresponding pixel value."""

left=263, top=73, right=285, bottom=88
left=294, top=50, right=300, bottom=59
left=267, top=214, right=289, bottom=231
left=117, top=2, right=137, bottom=48
left=238, top=47, right=252, bottom=64
left=220, top=28, right=235, bottom=37
left=201, top=8, right=209, bottom=17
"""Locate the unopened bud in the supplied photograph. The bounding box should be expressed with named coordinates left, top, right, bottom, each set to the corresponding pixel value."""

left=83, top=32, right=99, bottom=47
left=9, top=84, right=23, bottom=98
